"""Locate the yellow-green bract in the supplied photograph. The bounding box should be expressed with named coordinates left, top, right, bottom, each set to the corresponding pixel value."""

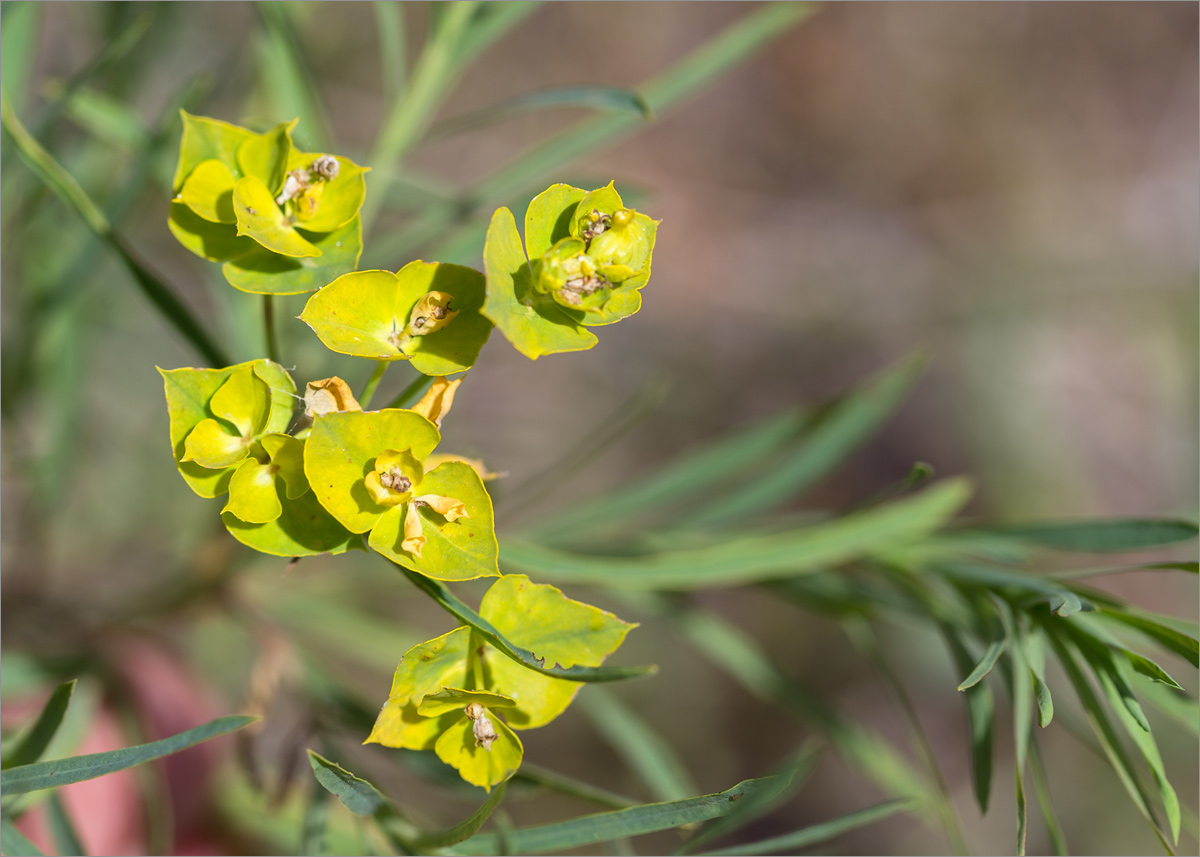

left=159, top=359, right=357, bottom=556
left=168, top=112, right=367, bottom=295
left=303, top=409, right=499, bottom=580
left=366, top=575, right=636, bottom=789
left=482, top=182, right=658, bottom=359
left=300, top=261, right=493, bottom=376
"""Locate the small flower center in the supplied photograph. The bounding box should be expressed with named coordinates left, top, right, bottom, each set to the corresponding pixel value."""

left=379, top=467, right=411, bottom=494
left=580, top=208, right=611, bottom=247
left=408, top=291, right=459, bottom=337
left=464, top=702, right=498, bottom=752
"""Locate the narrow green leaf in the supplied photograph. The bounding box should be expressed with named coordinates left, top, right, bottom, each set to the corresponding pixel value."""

left=454, top=2, right=542, bottom=66
left=1, top=680, right=75, bottom=770
left=579, top=689, right=697, bottom=803
left=682, top=352, right=927, bottom=527
left=412, top=783, right=507, bottom=850
left=1125, top=651, right=1186, bottom=691
left=1, top=715, right=255, bottom=794
left=986, top=519, right=1198, bottom=553
left=453, top=776, right=789, bottom=855
left=53, top=84, right=148, bottom=152
left=957, top=637, right=1009, bottom=691
left=677, top=743, right=820, bottom=855
left=521, top=407, right=807, bottom=540
left=1048, top=633, right=1172, bottom=850
left=368, top=2, right=814, bottom=263
left=0, top=2, right=41, bottom=113
left=1133, top=676, right=1199, bottom=736
left=306, top=751, right=389, bottom=817
left=1099, top=664, right=1181, bottom=846
left=1028, top=740, right=1069, bottom=855
left=1009, top=615, right=1033, bottom=856
left=1050, top=561, right=1199, bottom=580
left=394, top=564, right=657, bottom=683
left=430, top=86, right=652, bottom=140
left=1049, top=591, right=1084, bottom=617
left=1021, top=625, right=1055, bottom=728
left=942, top=632, right=996, bottom=814
left=374, top=1, right=406, bottom=102
left=1097, top=609, right=1199, bottom=668
left=0, top=94, right=229, bottom=367
left=45, top=792, right=86, bottom=857
left=701, top=798, right=918, bottom=857
left=255, top=3, right=331, bottom=151
left=502, top=479, right=971, bottom=589
left=0, top=818, right=43, bottom=857
left=666, top=602, right=932, bottom=804
left=513, top=764, right=637, bottom=811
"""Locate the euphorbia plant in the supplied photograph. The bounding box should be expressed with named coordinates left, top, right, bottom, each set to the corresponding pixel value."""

left=159, top=116, right=657, bottom=791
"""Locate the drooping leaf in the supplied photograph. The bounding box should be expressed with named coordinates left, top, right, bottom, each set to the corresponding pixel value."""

left=1, top=680, right=75, bottom=770
left=307, top=750, right=389, bottom=816
left=1, top=715, right=256, bottom=794
left=431, top=86, right=653, bottom=140
left=410, top=783, right=508, bottom=850
left=417, top=687, right=516, bottom=718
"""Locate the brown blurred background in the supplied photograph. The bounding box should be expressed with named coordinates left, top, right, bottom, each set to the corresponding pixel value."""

left=2, top=2, right=1197, bottom=854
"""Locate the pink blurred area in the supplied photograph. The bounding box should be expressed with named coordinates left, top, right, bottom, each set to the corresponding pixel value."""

left=7, top=643, right=228, bottom=856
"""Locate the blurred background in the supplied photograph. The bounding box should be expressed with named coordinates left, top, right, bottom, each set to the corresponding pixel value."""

left=2, top=2, right=1196, bottom=854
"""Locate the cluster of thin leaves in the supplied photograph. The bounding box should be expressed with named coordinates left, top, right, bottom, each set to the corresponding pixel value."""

left=1, top=3, right=1195, bottom=856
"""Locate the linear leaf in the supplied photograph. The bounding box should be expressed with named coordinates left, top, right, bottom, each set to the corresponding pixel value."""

left=1132, top=676, right=1199, bottom=737
left=45, top=792, right=86, bottom=857
left=1125, top=651, right=1186, bottom=691
left=430, top=86, right=652, bottom=140
left=1099, top=664, right=1181, bottom=846
left=396, top=564, right=657, bottom=682
left=1097, top=610, right=1200, bottom=668
left=677, top=743, right=820, bottom=855
left=514, top=764, right=637, bottom=811
left=942, top=631, right=996, bottom=814
left=369, top=2, right=814, bottom=263
left=522, top=408, right=807, bottom=540
left=374, top=1, right=406, bottom=102
left=957, top=637, right=1008, bottom=691
left=0, top=2, right=42, bottom=113
left=452, top=777, right=788, bottom=855
left=579, top=689, right=697, bottom=803
left=54, top=84, right=148, bottom=152
left=1, top=715, right=255, bottom=795
left=0, top=94, right=229, bottom=367
left=412, top=783, right=507, bottom=850
left=1, top=680, right=76, bottom=770
left=701, top=798, right=917, bottom=857
left=306, top=751, right=388, bottom=817
left=0, top=818, right=42, bottom=857
left=502, top=479, right=971, bottom=590
left=255, top=2, right=331, bottom=150
left=681, top=352, right=928, bottom=527
left=986, top=519, right=1198, bottom=553
left=666, top=602, right=932, bottom=804
left=1048, top=633, right=1172, bottom=851
left=1028, top=741, right=1069, bottom=855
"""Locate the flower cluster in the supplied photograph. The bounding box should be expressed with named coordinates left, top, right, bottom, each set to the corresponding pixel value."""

left=160, top=116, right=657, bottom=789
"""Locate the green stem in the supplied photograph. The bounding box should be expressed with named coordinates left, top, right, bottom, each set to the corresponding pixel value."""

left=0, top=93, right=230, bottom=368
left=385, top=372, right=433, bottom=409
left=361, top=0, right=479, bottom=232
left=358, top=360, right=389, bottom=409
left=263, top=295, right=279, bottom=364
